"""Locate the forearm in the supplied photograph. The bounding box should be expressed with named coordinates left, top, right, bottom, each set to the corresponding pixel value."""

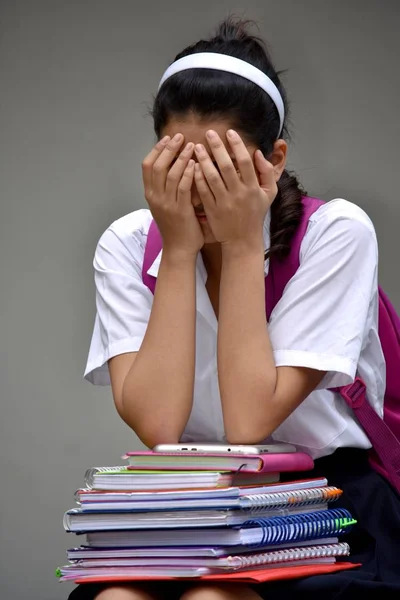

left=218, top=241, right=277, bottom=443
left=121, top=250, right=197, bottom=446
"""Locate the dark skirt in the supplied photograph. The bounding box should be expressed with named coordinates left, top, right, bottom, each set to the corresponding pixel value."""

left=67, top=448, right=400, bottom=600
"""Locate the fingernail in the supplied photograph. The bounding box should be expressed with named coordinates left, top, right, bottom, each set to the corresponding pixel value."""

left=184, top=142, right=194, bottom=153
left=206, top=130, right=217, bottom=140
left=256, top=149, right=264, bottom=158
left=227, top=129, right=238, bottom=139
left=173, top=133, right=183, bottom=142
left=195, top=144, right=205, bottom=154
left=194, top=163, right=201, bottom=172
left=159, top=136, right=170, bottom=145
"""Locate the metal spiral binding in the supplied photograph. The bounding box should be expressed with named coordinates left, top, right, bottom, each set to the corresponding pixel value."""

left=241, top=486, right=341, bottom=512
left=236, top=542, right=350, bottom=568
left=84, top=466, right=126, bottom=489
left=241, top=508, right=355, bottom=548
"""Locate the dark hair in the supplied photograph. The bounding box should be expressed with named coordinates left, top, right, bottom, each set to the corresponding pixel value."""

left=151, top=17, right=305, bottom=259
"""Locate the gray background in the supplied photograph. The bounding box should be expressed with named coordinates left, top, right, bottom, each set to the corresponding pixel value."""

left=1, top=0, right=399, bottom=598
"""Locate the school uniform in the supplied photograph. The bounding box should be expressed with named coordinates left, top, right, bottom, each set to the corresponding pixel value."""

left=69, top=199, right=400, bottom=599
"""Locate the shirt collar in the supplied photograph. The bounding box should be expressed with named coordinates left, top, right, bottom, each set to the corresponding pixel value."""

left=146, top=210, right=271, bottom=278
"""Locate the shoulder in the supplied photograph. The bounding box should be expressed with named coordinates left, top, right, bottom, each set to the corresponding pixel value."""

left=95, top=208, right=153, bottom=262
left=105, top=208, right=153, bottom=246
left=302, top=198, right=378, bottom=258
left=309, top=198, right=376, bottom=232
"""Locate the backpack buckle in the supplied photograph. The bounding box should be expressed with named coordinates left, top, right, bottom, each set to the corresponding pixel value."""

left=339, top=377, right=367, bottom=409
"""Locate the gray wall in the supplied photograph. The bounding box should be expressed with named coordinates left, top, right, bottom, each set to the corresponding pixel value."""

left=1, top=1, right=399, bottom=598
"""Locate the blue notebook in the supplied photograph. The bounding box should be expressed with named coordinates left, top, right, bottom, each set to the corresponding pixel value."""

left=82, top=509, right=356, bottom=548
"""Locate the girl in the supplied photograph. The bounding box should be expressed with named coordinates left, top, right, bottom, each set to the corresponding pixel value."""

left=69, top=17, right=400, bottom=600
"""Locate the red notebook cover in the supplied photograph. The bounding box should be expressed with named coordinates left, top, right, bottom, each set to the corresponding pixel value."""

left=74, top=562, right=360, bottom=585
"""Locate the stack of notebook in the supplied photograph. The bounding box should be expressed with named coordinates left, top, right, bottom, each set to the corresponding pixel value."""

left=57, top=448, right=359, bottom=585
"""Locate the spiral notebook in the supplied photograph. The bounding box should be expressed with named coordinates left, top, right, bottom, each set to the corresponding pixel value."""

left=82, top=508, right=356, bottom=548
left=77, top=485, right=342, bottom=512
left=63, top=541, right=350, bottom=571
left=67, top=537, right=341, bottom=560
left=82, top=469, right=281, bottom=492
left=77, top=476, right=329, bottom=504
left=64, top=503, right=328, bottom=533
left=83, top=468, right=241, bottom=491
left=57, top=542, right=350, bottom=581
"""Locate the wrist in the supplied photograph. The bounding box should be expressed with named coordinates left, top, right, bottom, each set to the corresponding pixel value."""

left=221, top=236, right=265, bottom=261
left=161, top=246, right=199, bottom=267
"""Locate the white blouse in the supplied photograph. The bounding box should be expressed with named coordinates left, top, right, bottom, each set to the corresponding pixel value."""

left=84, top=198, right=386, bottom=459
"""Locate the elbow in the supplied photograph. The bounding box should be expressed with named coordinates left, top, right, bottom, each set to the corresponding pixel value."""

left=135, top=418, right=182, bottom=449
left=119, top=394, right=181, bottom=448
left=224, top=411, right=275, bottom=445
left=122, top=409, right=181, bottom=449
left=137, top=430, right=180, bottom=450
left=223, top=394, right=276, bottom=445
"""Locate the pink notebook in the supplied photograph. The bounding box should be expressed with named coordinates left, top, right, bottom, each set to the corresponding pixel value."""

left=122, top=451, right=314, bottom=474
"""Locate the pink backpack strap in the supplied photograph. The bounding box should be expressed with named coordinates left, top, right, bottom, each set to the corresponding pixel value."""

left=142, top=219, right=162, bottom=294
left=265, top=196, right=325, bottom=320
left=338, top=377, right=400, bottom=492
left=337, top=289, right=400, bottom=492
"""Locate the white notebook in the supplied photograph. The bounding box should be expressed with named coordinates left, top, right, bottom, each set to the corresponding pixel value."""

left=84, top=468, right=237, bottom=491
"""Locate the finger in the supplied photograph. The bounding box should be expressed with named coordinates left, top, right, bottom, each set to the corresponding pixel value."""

left=194, top=143, right=227, bottom=201
left=205, top=130, right=238, bottom=190
left=226, top=129, right=258, bottom=186
left=254, top=150, right=276, bottom=191
left=152, top=134, right=185, bottom=195
left=141, top=136, right=170, bottom=190
left=194, top=162, right=215, bottom=210
left=165, top=142, right=194, bottom=196
left=177, top=159, right=195, bottom=206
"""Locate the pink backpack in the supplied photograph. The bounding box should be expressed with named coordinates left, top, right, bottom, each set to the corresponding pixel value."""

left=142, top=196, right=400, bottom=494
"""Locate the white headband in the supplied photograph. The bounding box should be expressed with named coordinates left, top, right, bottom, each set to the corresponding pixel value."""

left=158, top=52, right=284, bottom=136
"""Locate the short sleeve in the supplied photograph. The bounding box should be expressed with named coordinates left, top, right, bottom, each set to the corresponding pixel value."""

left=84, top=221, right=154, bottom=386
left=268, top=201, right=379, bottom=389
